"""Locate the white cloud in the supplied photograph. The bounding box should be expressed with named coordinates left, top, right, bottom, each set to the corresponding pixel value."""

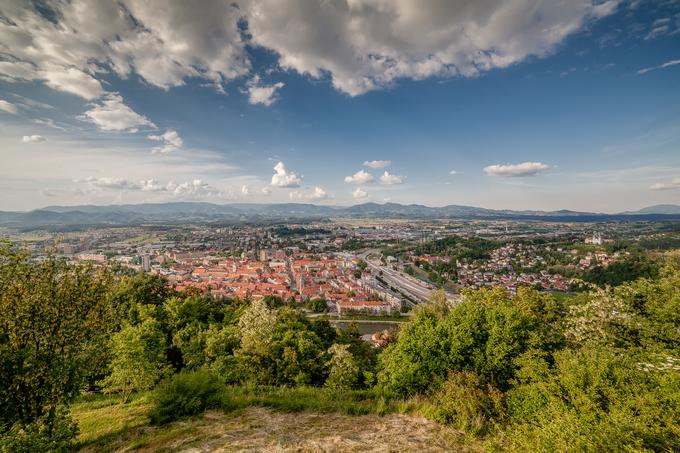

left=244, top=0, right=619, bottom=95
left=40, top=67, right=104, bottom=100
left=650, top=178, right=680, bottom=191
left=241, top=184, right=271, bottom=196
left=379, top=171, right=405, bottom=185
left=81, top=176, right=141, bottom=190
left=81, top=93, right=156, bottom=132
left=21, top=135, right=46, bottom=143
left=363, top=160, right=391, bottom=168
left=77, top=176, right=223, bottom=199
left=449, top=170, right=458, bottom=175
left=245, top=75, right=284, bottom=106
left=33, top=118, right=66, bottom=130
left=148, top=129, right=183, bottom=153
left=170, top=179, right=217, bottom=198
left=290, top=186, right=330, bottom=201
left=139, top=179, right=169, bottom=191
left=637, top=59, right=680, bottom=75
left=0, top=1, right=248, bottom=95
left=352, top=187, right=369, bottom=200
left=271, top=161, right=303, bottom=188
left=344, top=169, right=374, bottom=184
left=484, top=162, right=550, bottom=177
left=0, top=1, right=619, bottom=101
left=0, top=100, right=18, bottom=114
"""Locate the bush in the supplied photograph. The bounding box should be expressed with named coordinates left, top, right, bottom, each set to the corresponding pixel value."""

left=148, top=369, right=226, bottom=425
left=427, top=371, right=502, bottom=435
left=0, top=409, right=78, bottom=453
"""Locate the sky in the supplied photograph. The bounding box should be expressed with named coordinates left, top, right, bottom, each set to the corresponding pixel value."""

left=0, top=0, right=679, bottom=212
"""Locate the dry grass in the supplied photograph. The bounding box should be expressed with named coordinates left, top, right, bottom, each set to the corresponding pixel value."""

left=75, top=406, right=481, bottom=452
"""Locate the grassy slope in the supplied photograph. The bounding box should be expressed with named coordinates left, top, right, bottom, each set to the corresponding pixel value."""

left=72, top=388, right=482, bottom=452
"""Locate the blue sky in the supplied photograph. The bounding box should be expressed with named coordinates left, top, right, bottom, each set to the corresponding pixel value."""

left=0, top=0, right=679, bottom=212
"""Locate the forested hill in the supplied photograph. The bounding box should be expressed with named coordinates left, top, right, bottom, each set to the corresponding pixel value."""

left=2, top=202, right=680, bottom=229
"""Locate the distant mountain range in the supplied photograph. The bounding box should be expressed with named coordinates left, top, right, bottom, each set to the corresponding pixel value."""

left=1, top=202, right=679, bottom=230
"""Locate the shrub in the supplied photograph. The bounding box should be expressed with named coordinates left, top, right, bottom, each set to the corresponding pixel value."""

left=0, top=409, right=78, bottom=453
left=148, top=369, right=226, bottom=425
left=427, top=371, right=502, bottom=436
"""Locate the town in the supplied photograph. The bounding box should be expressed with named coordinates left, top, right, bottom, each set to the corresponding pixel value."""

left=4, top=218, right=670, bottom=320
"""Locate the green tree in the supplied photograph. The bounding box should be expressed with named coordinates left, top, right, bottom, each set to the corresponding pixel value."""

left=100, top=306, right=170, bottom=402
left=204, top=324, right=241, bottom=383
left=379, top=288, right=540, bottom=396
left=325, top=344, right=359, bottom=390
left=0, top=245, right=113, bottom=448
left=305, top=298, right=328, bottom=313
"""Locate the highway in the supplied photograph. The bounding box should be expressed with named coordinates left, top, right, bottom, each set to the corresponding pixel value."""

left=356, top=250, right=458, bottom=304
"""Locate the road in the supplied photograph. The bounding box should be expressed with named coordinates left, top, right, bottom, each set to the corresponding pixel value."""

left=356, top=250, right=459, bottom=304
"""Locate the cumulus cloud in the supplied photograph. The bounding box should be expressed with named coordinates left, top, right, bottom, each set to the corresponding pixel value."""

left=139, top=179, right=169, bottom=191
left=77, top=176, right=221, bottom=199
left=449, top=170, right=458, bottom=175
left=363, top=160, right=391, bottom=168
left=271, top=161, right=303, bottom=188
left=80, top=93, right=156, bottom=132
left=81, top=176, right=142, bottom=190
left=379, top=171, right=405, bottom=185
left=352, top=187, right=369, bottom=200
left=148, top=129, right=183, bottom=153
left=290, top=186, right=330, bottom=201
left=0, top=0, right=619, bottom=102
left=170, top=179, right=217, bottom=198
left=41, top=67, right=104, bottom=100
left=637, top=59, right=680, bottom=75
left=245, top=75, right=284, bottom=106
left=0, top=1, right=248, bottom=95
left=650, top=178, right=680, bottom=191
left=244, top=0, right=619, bottom=95
left=484, top=162, right=550, bottom=177
left=21, top=135, right=46, bottom=143
left=0, top=100, right=18, bottom=114
left=241, top=184, right=271, bottom=196
left=344, top=169, right=374, bottom=184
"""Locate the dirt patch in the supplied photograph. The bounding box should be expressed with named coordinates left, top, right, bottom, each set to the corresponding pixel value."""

left=88, top=407, right=480, bottom=452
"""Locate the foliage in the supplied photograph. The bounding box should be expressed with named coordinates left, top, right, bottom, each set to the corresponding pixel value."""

left=109, top=273, right=175, bottom=322
left=325, top=344, right=360, bottom=390
left=378, top=288, right=546, bottom=396
left=0, top=244, right=113, bottom=446
left=305, top=297, right=328, bottom=313
left=237, top=305, right=330, bottom=386
left=203, top=324, right=241, bottom=382
left=504, top=346, right=680, bottom=452
left=582, top=253, right=659, bottom=287
left=427, top=371, right=503, bottom=435
left=0, top=409, right=78, bottom=453
left=148, top=369, right=226, bottom=425
left=99, top=307, right=170, bottom=402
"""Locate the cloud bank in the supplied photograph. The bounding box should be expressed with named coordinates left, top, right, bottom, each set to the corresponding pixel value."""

left=0, top=0, right=619, bottom=100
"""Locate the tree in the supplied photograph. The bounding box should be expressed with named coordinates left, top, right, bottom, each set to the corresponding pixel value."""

left=305, top=298, right=328, bottom=313
left=379, top=288, right=539, bottom=396
left=0, top=245, right=113, bottom=447
left=325, top=344, right=359, bottom=390
left=100, top=306, right=170, bottom=402
left=109, top=273, right=176, bottom=324
left=204, top=324, right=241, bottom=383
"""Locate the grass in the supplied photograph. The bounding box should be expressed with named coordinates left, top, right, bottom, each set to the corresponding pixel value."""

left=71, top=392, right=153, bottom=450
left=224, top=384, right=424, bottom=416
left=70, top=388, right=478, bottom=452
